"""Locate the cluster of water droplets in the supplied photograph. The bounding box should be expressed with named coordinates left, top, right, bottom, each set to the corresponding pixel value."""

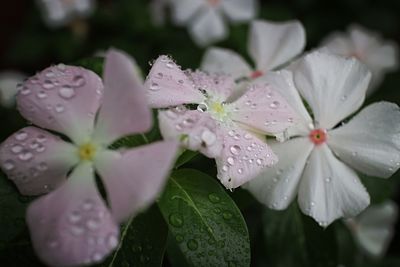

left=45, top=198, right=119, bottom=264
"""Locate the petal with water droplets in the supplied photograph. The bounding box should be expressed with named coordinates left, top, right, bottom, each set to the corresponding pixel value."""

left=27, top=163, right=120, bottom=267
left=190, top=70, right=236, bottom=102
left=0, top=127, right=78, bottom=196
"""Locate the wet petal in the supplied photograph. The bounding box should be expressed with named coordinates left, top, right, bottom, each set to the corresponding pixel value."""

left=94, top=49, right=152, bottom=145
left=201, top=47, right=252, bottom=80
left=230, top=80, right=296, bottom=135
left=190, top=70, right=236, bottom=102
left=95, top=140, right=179, bottom=222
left=328, top=102, right=400, bottom=178
left=16, top=64, right=103, bottom=144
left=298, top=145, right=370, bottom=227
left=0, top=127, right=78, bottom=196
left=248, top=20, right=305, bottom=71
left=216, top=126, right=278, bottom=189
left=189, top=7, right=228, bottom=47
left=244, top=137, right=313, bottom=210
left=27, top=163, right=120, bottom=267
left=221, top=0, right=257, bottom=22
left=145, top=55, right=206, bottom=108
left=170, top=0, right=204, bottom=25
left=292, top=51, right=371, bottom=129
left=158, top=108, right=222, bottom=158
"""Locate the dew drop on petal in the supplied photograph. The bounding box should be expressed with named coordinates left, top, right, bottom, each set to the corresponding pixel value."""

left=201, top=130, right=216, bottom=146
left=72, top=75, right=86, bottom=87
left=15, top=131, right=28, bottom=141
left=59, top=85, right=76, bottom=99
left=230, top=145, right=241, bottom=155
left=149, top=82, right=160, bottom=91
left=269, top=101, right=280, bottom=109
left=2, top=160, right=15, bottom=171
left=18, top=151, right=33, bottom=161
left=227, top=157, right=235, bottom=166
left=11, top=145, right=23, bottom=154
left=55, top=104, right=65, bottom=113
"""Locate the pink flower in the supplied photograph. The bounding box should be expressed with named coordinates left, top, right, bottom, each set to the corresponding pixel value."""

left=145, top=55, right=296, bottom=189
left=0, top=50, right=178, bottom=266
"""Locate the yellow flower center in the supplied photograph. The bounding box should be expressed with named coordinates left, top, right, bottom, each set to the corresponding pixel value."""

left=78, top=143, right=97, bottom=161
left=211, top=102, right=225, bottom=116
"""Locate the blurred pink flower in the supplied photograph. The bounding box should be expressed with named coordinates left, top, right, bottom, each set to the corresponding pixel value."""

left=0, top=50, right=178, bottom=266
left=145, top=55, right=296, bottom=189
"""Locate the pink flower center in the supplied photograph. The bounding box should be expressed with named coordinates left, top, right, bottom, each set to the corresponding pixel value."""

left=207, top=0, right=221, bottom=7
left=309, top=128, right=327, bottom=145
left=250, top=70, right=264, bottom=79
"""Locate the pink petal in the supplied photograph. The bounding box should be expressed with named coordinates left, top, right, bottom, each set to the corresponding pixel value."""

left=16, top=64, right=103, bottom=144
left=230, top=81, right=296, bottom=135
left=0, top=127, right=78, bottom=196
left=190, top=70, right=236, bottom=102
left=216, top=126, right=278, bottom=189
left=144, top=55, right=206, bottom=108
left=94, top=140, right=179, bottom=222
left=27, top=163, right=120, bottom=267
left=93, top=49, right=152, bottom=145
left=158, top=108, right=223, bottom=158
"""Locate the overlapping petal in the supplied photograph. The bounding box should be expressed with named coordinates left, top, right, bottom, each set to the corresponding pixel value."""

left=328, top=102, right=400, bottom=178
left=158, top=108, right=222, bottom=158
left=244, top=137, right=313, bottom=210
left=298, top=145, right=370, bottom=226
left=16, top=64, right=103, bottom=144
left=216, top=126, right=277, bottom=189
left=221, top=0, right=257, bottom=22
left=292, top=52, right=371, bottom=129
left=0, top=127, right=78, bottom=196
left=94, top=50, right=152, bottom=145
left=190, top=70, right=236, bottom=101
left=95, top=140, right=178, bottom=222
left=170, top=0, right=204, bottom=25
left=145, top=55, right=206, bottom=108
left=27, top=163, right=119, bottom=267
left=248, top=20, right=305, bottom=71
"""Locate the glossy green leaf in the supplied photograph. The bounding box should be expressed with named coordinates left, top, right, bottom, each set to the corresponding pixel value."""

left=174, top=150, right=199, bottom=169
left=159, top=169, right=250, bottom=267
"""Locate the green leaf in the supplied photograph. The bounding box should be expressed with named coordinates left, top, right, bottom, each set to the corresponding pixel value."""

left=158, top=169, right=250, bottom=267
left=263, top=204, right=338, bottom=267
left=97, top=204, right=168, bottom=267
left=174, top=150, right=199, bottom=169
left=75, top=57, right=104, bottom=75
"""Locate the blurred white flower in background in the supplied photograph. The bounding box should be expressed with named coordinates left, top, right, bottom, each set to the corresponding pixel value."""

left=168, top=0, right=258, bottom=47
left=345, top=201, right=398, bottom=257
left=150, top=0, right=169, bottom=26
left=0, top=71, right=26, bottom=108
left=321, top=24, right=399, bottom=95
left=37, top=0, right=96, bottom=28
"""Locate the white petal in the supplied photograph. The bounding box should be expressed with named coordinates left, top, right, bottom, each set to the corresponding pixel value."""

left=0, top=71, right=26, bottom=107
left=201, top=47, right=252, bottom=79
left=221, top=0, right=257, bottom=22
left=321, top=32, right=355, bottom=57
left=170, top=0, right=204, bottom=25
left=328, top=102, right=400, bottom=178
left=351, top=201, right=398, bottom=257
left=298, top=144, right=370, bottom=227
left=244, top=137, right=313, bottom=210
left=292, top=51, right=371, bottom=129
left=188, top=8, right=228, bottom=47
left=248, top=20, right=306, bottom=72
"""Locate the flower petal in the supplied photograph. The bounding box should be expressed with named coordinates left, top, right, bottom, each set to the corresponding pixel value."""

left=95, top=141, right=179, bottom=222
left=158, top=108, right=222, bottom=158
left=248, top=20, right=306, bottom=71
left=188, top=7, right=228, bottom=47
left=216, top=126, right=278, bottom=189
left=0, top=127, right=78, bottom=196
left=27, top=163, right=120, bottom=267
left=292, top=51, right=371, bottom=129
left=229, top=79, right=296, bottom=135
left=170, top=0, right=204, bottom=25
left=221, top=0, right=257, bottom=22
left=257, top=70, right=313, bottom=136
left=351, top=201, right=398, bottom=257
left=145, top=55, right=206, bottom=108
left=16, top=64, right=103, bottom=144
left=201, top=47, right=253, bottom=80
left=298, top=145, right=370, bottom=227
left=0, top=71, right=26, bottom=107
left=244, top=137, right=313, bottom=210
left=190, top=70, right=236, bottom=102
left=328, top=102, right=400, bottom=178
left=94, top=49, right=152, bottom=145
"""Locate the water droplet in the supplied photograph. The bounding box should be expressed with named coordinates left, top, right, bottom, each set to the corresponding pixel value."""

left=228, top=130, right=235, bottom=137
left=183, top=117, right=196, bottom=128
left=57, top=63, right=66, bottom=71
left=266, top=91, right=273, bottom=98
left=36, top=144, right=46, bottom=153
left=256, top=158, right=263, bottom=166
left=45, top=71, right=55, bottom=78
left=230, top=145, right=241, bottom=155
left=36, top=135, right=47, bottom=142
left=18, top=151, right=33, bottom=161
left=68, top=211, right=81, bottom=224
left=244, top=133, right=252, bottom=140
left=222, top=211, right=233, bottom=220
left=175, top=234, right=184, bottom=243
left=92, top=252, right=103, bottom=262
left=325, top=177, right=331, bottom=183
left=86, top=219, right=100, bottom=230
left=55, top=104, right=65, bottom=113
left=72, top=75, right=86, bottom=87
left=2, top=160, right=15, bottom=171
left=352, top=151, right=358, bottom=157
left=269, top=101, right=280, bottom=109
left=222, top=165, right=228, bottom=172
left=341, top=95, right=347, bottom=101
left=169, top=213, right=184, bottom=227
left=59, top=85, right=75, bottom=99
left=47, top=240, right=59, bottom=249
left=20, top=87, right=31, bottom=95
left=43, top=80, right=55, bottom=90
left=208, top=193, right=220, bottom=203
left=155, top=72, right=163, bottom=79
left=197, top=103, right=208, bottom=112
left=149, top=81, right=160, bottom=91
left=11, top=145, right=23, bottom=154
left=237, top=168, right=243, bottom=174
left=187, top=239, right=198, bottom=251
left=227, top=157, right=235, bottom=166
left=15, top=131, right=28, bottom=141
left=82, top=199, right=94, bottom=211
left=166, top=61, right=174, bottom=69
left=70, top=225, right=85, bottom=236
left=201, top=130, right=216, bottom=146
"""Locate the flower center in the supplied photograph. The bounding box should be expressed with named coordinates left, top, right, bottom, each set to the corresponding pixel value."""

left=309, top=128, right=327, bottom=145
left=78, top=143, right=97, bottom=161
left=207, top=0, right=220, bottom=7
left=250, top=70, right=264, bottom=79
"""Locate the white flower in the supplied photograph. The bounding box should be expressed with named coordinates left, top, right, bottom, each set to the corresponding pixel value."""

left=345, top=201, right=398, bottom=257
left=201, top=19, right=305, bottom=80
left=244, top=51, right=400, bottom=226
left=37, top=0, right=95, bottom=27
left=0, top=71, right=26, bottom=108
left=169, top=0, right=258, bottom=46
left=150, top=0, right=169, bottom=26
left=321, top=24, right=399, bottom=94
